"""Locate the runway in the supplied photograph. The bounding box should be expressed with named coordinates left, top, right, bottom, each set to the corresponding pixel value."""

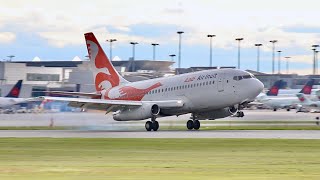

left=1, top=130, right=320, bottom=139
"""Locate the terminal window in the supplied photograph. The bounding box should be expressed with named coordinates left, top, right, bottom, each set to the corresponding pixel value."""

left=27, top=73, right=60, bottom=81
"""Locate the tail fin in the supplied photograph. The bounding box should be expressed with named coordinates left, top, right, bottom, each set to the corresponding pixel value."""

left=296, top=93, right=312, bottom=104
left=266, top=80, right=285, bottom=96
left=5, top=80, right=22, bottom=98
left=84, top=32, right=128, bottom=91
left=299, top=79, right=314, bottom=94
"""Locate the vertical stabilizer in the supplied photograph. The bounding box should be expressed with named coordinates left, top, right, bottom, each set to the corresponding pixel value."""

left=84, top=32, right=128, bottom=91
left=5, top=80, right=23, bottom=98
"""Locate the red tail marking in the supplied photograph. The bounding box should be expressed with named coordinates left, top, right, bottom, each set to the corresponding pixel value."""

left=10, top=87, right=20, bottom=97
left=270, top=87, right=278, bottom=95
left=104, top=82, right=162, bottom=101
left=302, top=86, right=312, bottom=94
left=85, top=33, right=120, bottom=91
left=299, top=97, right=305, bottom=102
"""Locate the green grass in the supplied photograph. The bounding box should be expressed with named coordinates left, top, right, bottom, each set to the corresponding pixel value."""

left=0, top=138, right=320, bottom=179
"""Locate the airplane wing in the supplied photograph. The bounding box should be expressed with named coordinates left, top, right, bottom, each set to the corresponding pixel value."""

left=38, top=96, right=184, bottom=112
left=42, top=91, right=101, bottom=98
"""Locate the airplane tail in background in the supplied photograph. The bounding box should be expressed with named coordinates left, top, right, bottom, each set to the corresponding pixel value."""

left=299, top=79, right=315, bottom=94
left=296, top=93, right=312, bottom=104
left=84, top=32, right=129, bottom=92
left=5, top=80, right=23, bottom=98
left=266, top=80, right=285, bottom=96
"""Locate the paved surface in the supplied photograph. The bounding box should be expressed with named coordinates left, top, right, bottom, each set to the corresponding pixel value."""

left=0, top=130, right=320, bottom=139
left=0, top=110, right=317, bottom=127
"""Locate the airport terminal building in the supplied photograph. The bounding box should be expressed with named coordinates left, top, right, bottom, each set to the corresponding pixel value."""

left=0, top=59, right=174, bottom=98
left=1, top=59, right=320, bottom=98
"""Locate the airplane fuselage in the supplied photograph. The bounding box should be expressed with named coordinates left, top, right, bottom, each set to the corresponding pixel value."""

left=101, top=69, right=263, bottom=115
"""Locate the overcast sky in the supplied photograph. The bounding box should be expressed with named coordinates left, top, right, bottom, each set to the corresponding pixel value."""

left=0, top=0, right=320, bottom=74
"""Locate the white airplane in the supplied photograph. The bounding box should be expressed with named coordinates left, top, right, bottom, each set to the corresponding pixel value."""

left=39, top=32, right=264, bottom=131
left=257, top=79, right=316, bottom=111
left=296, top=93, right=320, bottom=112
left=0, top=80, right=31, bottom=109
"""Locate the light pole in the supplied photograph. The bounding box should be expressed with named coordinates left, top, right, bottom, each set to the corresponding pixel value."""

left=151, top=43, right=159, bottom=60
left=270, top=40, right=278, bottom=74
left=277, top=50, right=282, bottom=74
left=235, top=38, right=244, bottom=69
left=284, top=57, right=291, bottom=74
left=207, top=34, right=216, bottom=67
left=177, top=31, right=184, bottom=68
left=130, top=42, right=138, bottom=72
left=255, top=44, right=262, bottom=72
left=312, top=45, right=319, bottom=75
left=316, top=51, right=319, bottom=74
left=169, top=54, right=176, bottom=61
left=106, top=39, right=117, bottom=61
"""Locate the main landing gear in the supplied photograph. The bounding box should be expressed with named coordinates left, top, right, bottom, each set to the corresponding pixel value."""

left=187, top=114, right=201, bottom=130
left=236, top=111, right=244, bottom=117
left=145, top=116, right=159, bottom=131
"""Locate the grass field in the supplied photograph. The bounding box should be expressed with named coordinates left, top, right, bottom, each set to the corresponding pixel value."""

left=0, top=138, right=320, bottom=179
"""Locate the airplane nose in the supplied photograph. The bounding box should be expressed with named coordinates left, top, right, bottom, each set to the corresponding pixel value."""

left=256, top=79, right=264, bottom=93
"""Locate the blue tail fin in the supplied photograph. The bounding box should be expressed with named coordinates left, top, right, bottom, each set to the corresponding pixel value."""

left=5, top=80, right=23, bottom=98
left=299, top=79, right=315, bottom=94
left=266, top=80, right=285, bottom=96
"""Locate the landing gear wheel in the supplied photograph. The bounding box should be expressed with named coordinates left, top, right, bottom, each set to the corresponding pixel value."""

left=287, top=108, right=291, bottom=111
left=152, top=121, right=159, bottom=131
left=316, top=117, right=319, bottom=120
left=273, top=108, right=277, bottom=111
left=187, top=120, right=194, bottom=130
left=145, top=121, right=153, bottom=131
left=193, top=120, right=200, bottom=130
left=240, top=111, right=244, bottom=117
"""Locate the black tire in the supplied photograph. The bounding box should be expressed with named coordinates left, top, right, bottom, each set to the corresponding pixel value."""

left=152, top=121, right=159, bottom=131
left=240, top=111, right=244, bottom=117
left=193, top=120, right=200, bottom=130
left=273, top=108, right=277, bottom=111
left=145, top=121, right=153, bottom=131
left=187, top=120, right=194, bottom=130
left=287, top=108, right=290, bottom=111
left=316, top=117, right=319, bottom=120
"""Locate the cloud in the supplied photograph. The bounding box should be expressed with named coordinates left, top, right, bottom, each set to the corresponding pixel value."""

left=0, top=32, right=16, bottom=43
left=0, top=0, right=320, bottom=60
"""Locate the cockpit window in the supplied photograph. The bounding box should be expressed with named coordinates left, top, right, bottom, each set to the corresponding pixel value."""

left=233, top=74, right=254, bottom=81
left=243, top=75, right=251, bottom=79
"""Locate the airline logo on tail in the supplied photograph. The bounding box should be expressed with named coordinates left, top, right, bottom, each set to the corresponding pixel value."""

left=299, top=79, right=315, bottom=95
left=85, top=33, right=127, bottom=91
left=5, top=80, right=23, bottom=98
left=297, top=94, right=305, bottom=102
left=266, top=80, right=285, bottom=96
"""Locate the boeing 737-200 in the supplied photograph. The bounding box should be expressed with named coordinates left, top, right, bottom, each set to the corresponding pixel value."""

left=40, top=32, right=264, bottom=131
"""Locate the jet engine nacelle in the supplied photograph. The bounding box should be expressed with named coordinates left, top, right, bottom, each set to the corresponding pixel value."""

left=113, top=103, right=160, bottom=121
left=196, top=107, right=234, bottom=120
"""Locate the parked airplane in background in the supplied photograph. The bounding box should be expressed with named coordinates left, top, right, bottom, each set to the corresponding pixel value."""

left=39, top=32, right=264, bottom=131
left=0, top=80, right=29, bottom=108
left=257, top=79, right=315, bottom=111
left=296, top=93, right=320, bottom=119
